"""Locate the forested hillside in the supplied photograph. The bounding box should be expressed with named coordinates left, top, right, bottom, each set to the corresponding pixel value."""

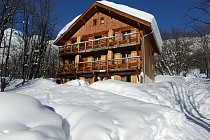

left=155, top=27, right=210, bottom=77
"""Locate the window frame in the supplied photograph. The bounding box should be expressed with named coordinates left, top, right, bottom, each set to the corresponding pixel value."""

left=100, top=17, right=105, bottom=24
left=93, top=19, right=97, bottom=26
left=121, top=30, right=131, bottom=40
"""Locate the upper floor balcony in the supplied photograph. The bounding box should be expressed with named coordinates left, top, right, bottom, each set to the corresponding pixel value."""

left=57, top=56, right=141, bottom=76
left=58, top=32, right=141, bottom=56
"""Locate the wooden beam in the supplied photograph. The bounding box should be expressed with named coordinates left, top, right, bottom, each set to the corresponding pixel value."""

left=136, top=69, right=140, bottom=82
left=109, top=10, right=113, bottom=18
left=94, top=5, right=99, bottom=13
left=136, top=44, right=139, bottom=56
left=60, top=39, right=66, bottom=44
left=138, top=22, right=142, bottom=29
left=80, top=18, right=86, bottom=24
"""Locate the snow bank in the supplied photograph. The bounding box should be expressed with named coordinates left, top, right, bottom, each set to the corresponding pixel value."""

left=5, top=77, right=210, bottom=140
left=90, top=78, right=210, bottom=134
left=5, top=78, right=56, bottom=92
left=0, top=93, right=66, bottom=140
left=65, top=79, right=89, bottom=87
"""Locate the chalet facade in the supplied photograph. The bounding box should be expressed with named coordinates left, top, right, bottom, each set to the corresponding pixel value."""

left=54, top=1, right=162, bottom=84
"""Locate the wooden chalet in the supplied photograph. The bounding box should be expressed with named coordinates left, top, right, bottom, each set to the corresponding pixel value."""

left=54, top=1, right=162, bottom=84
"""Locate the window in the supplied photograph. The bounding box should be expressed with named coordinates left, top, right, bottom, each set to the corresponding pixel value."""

left=122, top=53, right=126, bottom=64
left=93, top=56, right=101, bottom=67
left=70, top=40, right=77, bottom=50
left=71, top=40, right=76, bottom=44
left=94, top=36, right=102, bottom=39
left=112, top=33, right=115, bottom=41
left=100, top=17, right=104, bottom=24
left=126, top=75, right=131, bottom=82
left=122, top=30, right=131, bottom=40
left=121, top=75, right=131, bottom=82
left=121, top=76, right=126, bottom=82
left=94, top=35, right=102, bottom=46
left=93, top=19, right=97, bottom=26
left=94, top=56, right=101, bottom=61
left=122, top=53, right=131, bottom=63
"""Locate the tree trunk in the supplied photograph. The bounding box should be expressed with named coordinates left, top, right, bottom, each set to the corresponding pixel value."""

left=1, top=77, right=6, bottom=92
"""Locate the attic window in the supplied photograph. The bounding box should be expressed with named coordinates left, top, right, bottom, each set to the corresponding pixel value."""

left=93, top=19, right=97, bottom=26
left=100, top=17, right=104, bottom=24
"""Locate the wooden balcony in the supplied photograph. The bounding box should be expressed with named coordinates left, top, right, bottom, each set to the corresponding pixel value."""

left=57, top=56, right=141, bottom=76
left=58, top=32, right=141, bottom=56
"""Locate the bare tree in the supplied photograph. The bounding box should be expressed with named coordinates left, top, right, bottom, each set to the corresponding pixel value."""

left=193, top=24, right=210, bottom=78
left=0, top=0, right=22, bottom=92
left=0, top=0, right=21, bottom=44
left=184, top=0, right=210, bottom=78
left=186, top=0, right=210, bottom=25
left=21, top=0, right=31, bottom=84
left=18, top=0, right=57, bottom=83
left=24, top=0, right=57, bottom=79
left=0, top=0, right=58, bottom=91
left=155, top=29, right=193, bottom=76
left=42, top=42, right=59, bottom=78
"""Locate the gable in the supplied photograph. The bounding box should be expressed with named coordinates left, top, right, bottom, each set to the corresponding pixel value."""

left=54, top=1, right=162, bottom=53
left=72, top=12, right=131, bottom=39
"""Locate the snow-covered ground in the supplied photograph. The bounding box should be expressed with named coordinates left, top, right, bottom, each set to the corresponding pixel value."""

left=0, top=76, right=210, bottom=140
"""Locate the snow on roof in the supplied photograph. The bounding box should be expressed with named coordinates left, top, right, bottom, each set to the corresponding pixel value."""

left=55, top=14, right=81, bottom=41
left=97, top=0, right=163, bottom=52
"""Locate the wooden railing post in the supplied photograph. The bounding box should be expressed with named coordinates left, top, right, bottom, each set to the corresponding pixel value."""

left=127, top=58, right=129, bottom=69
left=58, top=32, right=140, bottom=56
left=136, top=58, right=139, bottom=68
left=106, top=60, right=109, bottom=71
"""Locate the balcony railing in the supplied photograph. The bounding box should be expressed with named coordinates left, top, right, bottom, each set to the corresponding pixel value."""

left=57, top=56, right=141, bottom=75
left=59, top=32, right=141, bottom=56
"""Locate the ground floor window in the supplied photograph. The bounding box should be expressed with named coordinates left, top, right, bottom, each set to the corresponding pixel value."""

left=121, top=75, right=131, bottom=82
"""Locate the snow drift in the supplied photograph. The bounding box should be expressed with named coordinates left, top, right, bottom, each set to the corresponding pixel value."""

left=0, top=93, right=66, bottom=140
left=1, top=76, right=209, bottom=140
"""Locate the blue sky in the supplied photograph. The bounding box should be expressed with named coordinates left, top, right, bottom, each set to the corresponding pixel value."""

left=55, top=0, right=191, bottom=34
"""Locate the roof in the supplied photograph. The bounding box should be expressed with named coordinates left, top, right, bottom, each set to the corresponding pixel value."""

left=55, top=15, right=81, bottom=42
left=54, top=0, right=163, bottom=53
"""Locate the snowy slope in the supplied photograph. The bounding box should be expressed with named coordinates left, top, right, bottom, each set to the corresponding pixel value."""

left=0, top=93, right=66, bottom=140
left=1, top=76, right=209, bottom=140
left=91, top=76, right=210, bottom=133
